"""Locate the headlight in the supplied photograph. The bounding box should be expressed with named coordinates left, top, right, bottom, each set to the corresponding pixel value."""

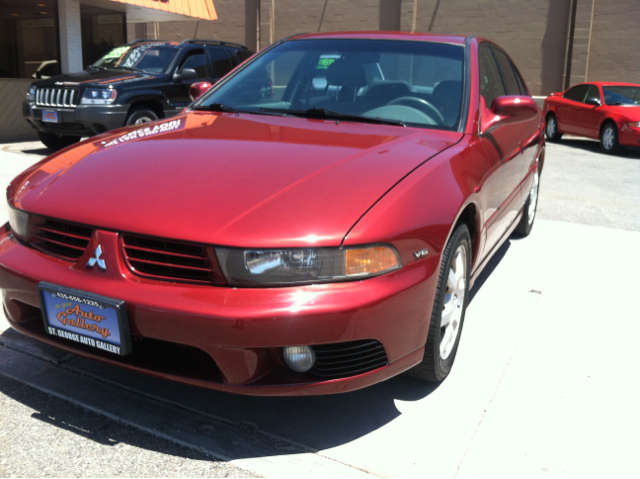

left=7, top=205, right=29, bottom=242
left=26, top=86, right=36, bottom=102
left=81, top=88, right=117, bottom=105
left=628, top=122, right=640, bottom=128
left=216, top=245, right=402, bottom=286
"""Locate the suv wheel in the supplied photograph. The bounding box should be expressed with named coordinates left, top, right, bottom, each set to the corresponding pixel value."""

left=126, top=106, right=159, bottom=126
left=37, top=132, right=80, bottom=152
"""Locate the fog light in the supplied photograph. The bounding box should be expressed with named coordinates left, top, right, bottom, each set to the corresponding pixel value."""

left=282, top=346, right=315, bottom=372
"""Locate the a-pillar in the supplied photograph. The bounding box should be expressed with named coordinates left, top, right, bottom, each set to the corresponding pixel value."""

left=58, top=0, right=83, bottom=74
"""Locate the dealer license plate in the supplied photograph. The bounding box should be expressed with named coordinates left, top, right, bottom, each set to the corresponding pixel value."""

left=42, top=110, right=59, bottom=123
left=38, top=283, right=132, bottom=356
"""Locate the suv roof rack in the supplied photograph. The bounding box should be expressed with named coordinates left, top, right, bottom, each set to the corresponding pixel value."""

left=180, top=39, right=248, bottom=49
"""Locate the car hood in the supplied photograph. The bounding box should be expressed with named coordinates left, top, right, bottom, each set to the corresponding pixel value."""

left=32, top=69, right=164, bottom=88
left=12, top=112, right=462, bottom=248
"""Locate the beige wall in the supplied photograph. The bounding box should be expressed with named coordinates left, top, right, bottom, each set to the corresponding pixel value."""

left=129, top=0, right=640, bottom=97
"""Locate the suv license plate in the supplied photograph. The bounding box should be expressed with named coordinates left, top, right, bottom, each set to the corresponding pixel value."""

left=38, top=283, right=132, bottom=356
left=42, top=110, right=59, bottom=123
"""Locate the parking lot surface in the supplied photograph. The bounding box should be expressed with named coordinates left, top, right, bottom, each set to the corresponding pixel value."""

left=1, top=138, right=639, bottom=477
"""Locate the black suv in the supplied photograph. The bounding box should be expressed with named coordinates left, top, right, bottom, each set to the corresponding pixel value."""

left=23, top=39, right=253, bottom=151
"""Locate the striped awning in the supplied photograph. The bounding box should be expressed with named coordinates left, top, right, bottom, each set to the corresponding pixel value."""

left=108, top=0, right=217, bottom=21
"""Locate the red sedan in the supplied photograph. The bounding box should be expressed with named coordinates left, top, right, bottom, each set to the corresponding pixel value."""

left=543, top=82, right=640, bottom=153
left=1, top=32, right=544, bottom=395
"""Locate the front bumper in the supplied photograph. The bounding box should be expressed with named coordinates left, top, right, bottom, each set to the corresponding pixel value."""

left=22, top=101, right=130, bottom=137
left=619, top=124, right=640, bottom=147
left=0, top=225, right=438, bottom=396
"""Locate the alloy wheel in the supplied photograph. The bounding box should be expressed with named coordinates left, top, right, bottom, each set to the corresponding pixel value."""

left=602, top=127, right=615, bottom=151
left=440, top=245, right=467, bottom=360
left=546, top=117, right=556, bottom=138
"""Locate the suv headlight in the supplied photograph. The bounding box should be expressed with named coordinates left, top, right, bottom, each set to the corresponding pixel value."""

left=81, top=89, right=117, bottom=105
left=26, top=86, right=36, bottom=102
left=216, top=245, right=402, bottom=286
left=7, top=205, right=29, bottom=242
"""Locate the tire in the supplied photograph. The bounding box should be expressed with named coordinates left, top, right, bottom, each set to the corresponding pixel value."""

left=125, top=106, right=159, bottom=126
left=407, top=224, right=471, bottom=382
left=37, top=131, right=80, bottom=152
left=514, top=161, right=540, bottom=237
left=545, top=113, right=562, bottom=142
left=600, top=122, right=619, bottom=154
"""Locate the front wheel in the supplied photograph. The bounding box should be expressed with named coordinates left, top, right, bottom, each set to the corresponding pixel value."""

left=545, top=113, right=562, bottom=142
left=406, top=224, right=471, bottom=382
left=600, top=123, right=619, bottom=154
left=514, top=162, right=540, bottom=237
left=37, top=132, right=80, bottom=151
left=125, top=106, right=159, bottom=126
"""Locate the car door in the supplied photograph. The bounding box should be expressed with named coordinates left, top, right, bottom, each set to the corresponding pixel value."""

left=478, top=44, right=535, bottom=256
left=206, top=47, right=235, bottom=82
left=169, top=49, right=213, bottom=108
left=572, top=84, right=602, bottom=138
left=557, top=84, right=589, bottom=134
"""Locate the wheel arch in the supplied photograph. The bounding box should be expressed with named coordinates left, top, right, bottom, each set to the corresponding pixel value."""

left=599, top=118, right=617, bottom=134
left=451, top=202, right=481, bottom=270
left=126, top=100, right=165, bottom=120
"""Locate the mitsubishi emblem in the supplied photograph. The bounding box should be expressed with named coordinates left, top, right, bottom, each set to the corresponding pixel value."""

left=87, top=245, right=107, bottom=270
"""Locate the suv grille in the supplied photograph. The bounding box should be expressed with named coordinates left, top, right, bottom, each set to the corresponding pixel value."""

left=311, top=340, right=388, bottom=379
left=122, top=235, right=217, bottom=284
left=30, top=216, right=94, bottom=260
left=35, top=88, right=80, bottom=107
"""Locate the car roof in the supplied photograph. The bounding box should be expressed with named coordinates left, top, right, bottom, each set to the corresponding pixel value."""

left=571, top=82, right=640, bottom=88
left=287, top=31, right=468, bottom=45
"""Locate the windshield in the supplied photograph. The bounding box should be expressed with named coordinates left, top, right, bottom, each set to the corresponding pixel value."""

left=194, top=39, right=465, bottom=130
left=603, top=86, right=640, bottom=106
left=92, top=43, right=176, bottom=73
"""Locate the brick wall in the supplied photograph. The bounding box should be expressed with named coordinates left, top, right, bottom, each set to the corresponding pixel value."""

left=585, top=0, right=640, bottom=84
left=129, top=0, right=637, bottom=96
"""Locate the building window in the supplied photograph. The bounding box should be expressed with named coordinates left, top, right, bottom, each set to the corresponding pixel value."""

left=0, top=0, right=59, bottom=79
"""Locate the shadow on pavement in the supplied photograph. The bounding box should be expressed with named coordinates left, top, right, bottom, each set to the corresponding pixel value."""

left=0, top=374, right=215, bottom=460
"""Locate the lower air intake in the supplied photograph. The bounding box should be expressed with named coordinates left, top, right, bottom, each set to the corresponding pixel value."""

left=310, top=340, right=388, bottom=379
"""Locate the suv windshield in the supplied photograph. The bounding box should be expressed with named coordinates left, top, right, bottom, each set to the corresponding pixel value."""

left=603, top=86, right=640, bottom=106
left=91, top=43, right=177, bottom=73
left=194, top=39, right=465, bottom=130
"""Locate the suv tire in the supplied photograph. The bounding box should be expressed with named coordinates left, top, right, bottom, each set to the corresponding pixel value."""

left=126, top=106, right=159, bottom=126
left=37, top=132, right=80, bottom=152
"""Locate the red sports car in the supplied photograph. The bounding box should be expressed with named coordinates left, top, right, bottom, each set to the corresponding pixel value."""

left=1, top=32, right=544, bottom=395
left=543, top=82, right=640, bottom=153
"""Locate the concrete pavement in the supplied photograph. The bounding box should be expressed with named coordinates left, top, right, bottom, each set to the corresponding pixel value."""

left=1, top=139, right=639, bottom=477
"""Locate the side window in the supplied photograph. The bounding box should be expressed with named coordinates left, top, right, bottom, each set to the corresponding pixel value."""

left=492, top=48, right=521, bottom=96
left=478, top=44, right=506, bottom=108
left=180, top=50, right=208, bottom=78
left=207, top=48, right=233, bottom=77
left=563, top=85, right=589, bottom=102
left=230, top=49, right=253, bottom=67
left=585, top=85, right=601, bottom=104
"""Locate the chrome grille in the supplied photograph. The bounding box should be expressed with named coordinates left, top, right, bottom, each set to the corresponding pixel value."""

left=35, top=88, right=80, bottom=107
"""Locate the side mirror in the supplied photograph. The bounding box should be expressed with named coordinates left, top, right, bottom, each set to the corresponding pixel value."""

left=481, top=95, right=539, bottom=134
left=175, top=68, right=198, bottom=82
left=189, top=81, right=213, bottom=101
left=585, top=98, right=601, bottom=107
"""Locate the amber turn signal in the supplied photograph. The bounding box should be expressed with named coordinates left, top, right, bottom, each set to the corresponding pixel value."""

left=345, top=246, right=400, bottom=276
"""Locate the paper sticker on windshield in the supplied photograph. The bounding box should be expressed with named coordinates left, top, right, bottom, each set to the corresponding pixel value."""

left=104, top=45, right=130, bottom=59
